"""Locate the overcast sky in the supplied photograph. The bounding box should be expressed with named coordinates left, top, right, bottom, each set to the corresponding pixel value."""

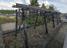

left=0, top=0, right=67, bottom=13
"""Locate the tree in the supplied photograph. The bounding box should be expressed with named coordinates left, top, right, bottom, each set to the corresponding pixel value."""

left=41, top=3, right=55, bottom=11
left=30, top=0, right=39, bottom=6
left=0, top=10, right=15, bottom=14
left=41, top=3, right=46, bottom=9
left=48, top=5, right=55, bottom=11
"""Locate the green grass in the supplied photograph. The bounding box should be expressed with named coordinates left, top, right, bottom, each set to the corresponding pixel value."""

left=0, top=10, right=15, bottom=14
left=0, top=16, right=16, bottom=24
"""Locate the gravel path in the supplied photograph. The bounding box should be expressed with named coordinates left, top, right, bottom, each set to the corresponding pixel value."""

left=0, top=22, right=64, bottom=48
left=46, top=23, right=66, bottom=48
left=0, top=25, right=4, bottom=48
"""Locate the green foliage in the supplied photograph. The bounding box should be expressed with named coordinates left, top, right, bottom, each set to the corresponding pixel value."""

left=25, top=15, right=44, bottom=26
left=41, top=3, right=46, bottom=9
left=48, top=5, right=55, bottom=11
left=41, top=3, right=55, bottom=11
left=0, top=10, right=15, bottom=14
left=0, top=16, right=16, bottom=24
left=26, top=18, right=33, bottom=25
left=41, top=4, right=55, bottom=23
left=30, top=0, right=39, bottom=6
left=25, top=15, right=35, bottom=25
left=36, top=16, right=44, bottom=25
left=28, top=1, right=55, bottom=26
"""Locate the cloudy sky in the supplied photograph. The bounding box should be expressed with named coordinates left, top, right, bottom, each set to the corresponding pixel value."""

left=0, top=0, right=67, bottom=13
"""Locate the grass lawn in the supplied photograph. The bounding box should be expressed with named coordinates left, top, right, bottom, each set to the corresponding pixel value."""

left=0, top=16, right=16, bottom=24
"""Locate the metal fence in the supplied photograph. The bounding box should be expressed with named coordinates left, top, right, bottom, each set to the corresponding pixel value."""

left=0, top=3, right=62, bottom=48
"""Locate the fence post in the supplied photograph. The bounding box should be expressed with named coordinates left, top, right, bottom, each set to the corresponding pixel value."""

left=15, top=10, right=18, bottom=37
left=14, top=9, right=18, bottom=48
left=34, top=16, right=38, bottom=29
left=56, top=16, right=59, bottom=25
left=52, top=15, right=55, bottom=28
left=21, top=8, right=29, bottom=48
left=34, top=10, right=39, bottom=29
left=44, top=16, right=48, bottom=34
left=18, top=9, right=21, bottom=30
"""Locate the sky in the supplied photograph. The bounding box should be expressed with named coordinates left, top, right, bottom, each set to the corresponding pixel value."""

left=0, top=0, right=67, bottom=13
